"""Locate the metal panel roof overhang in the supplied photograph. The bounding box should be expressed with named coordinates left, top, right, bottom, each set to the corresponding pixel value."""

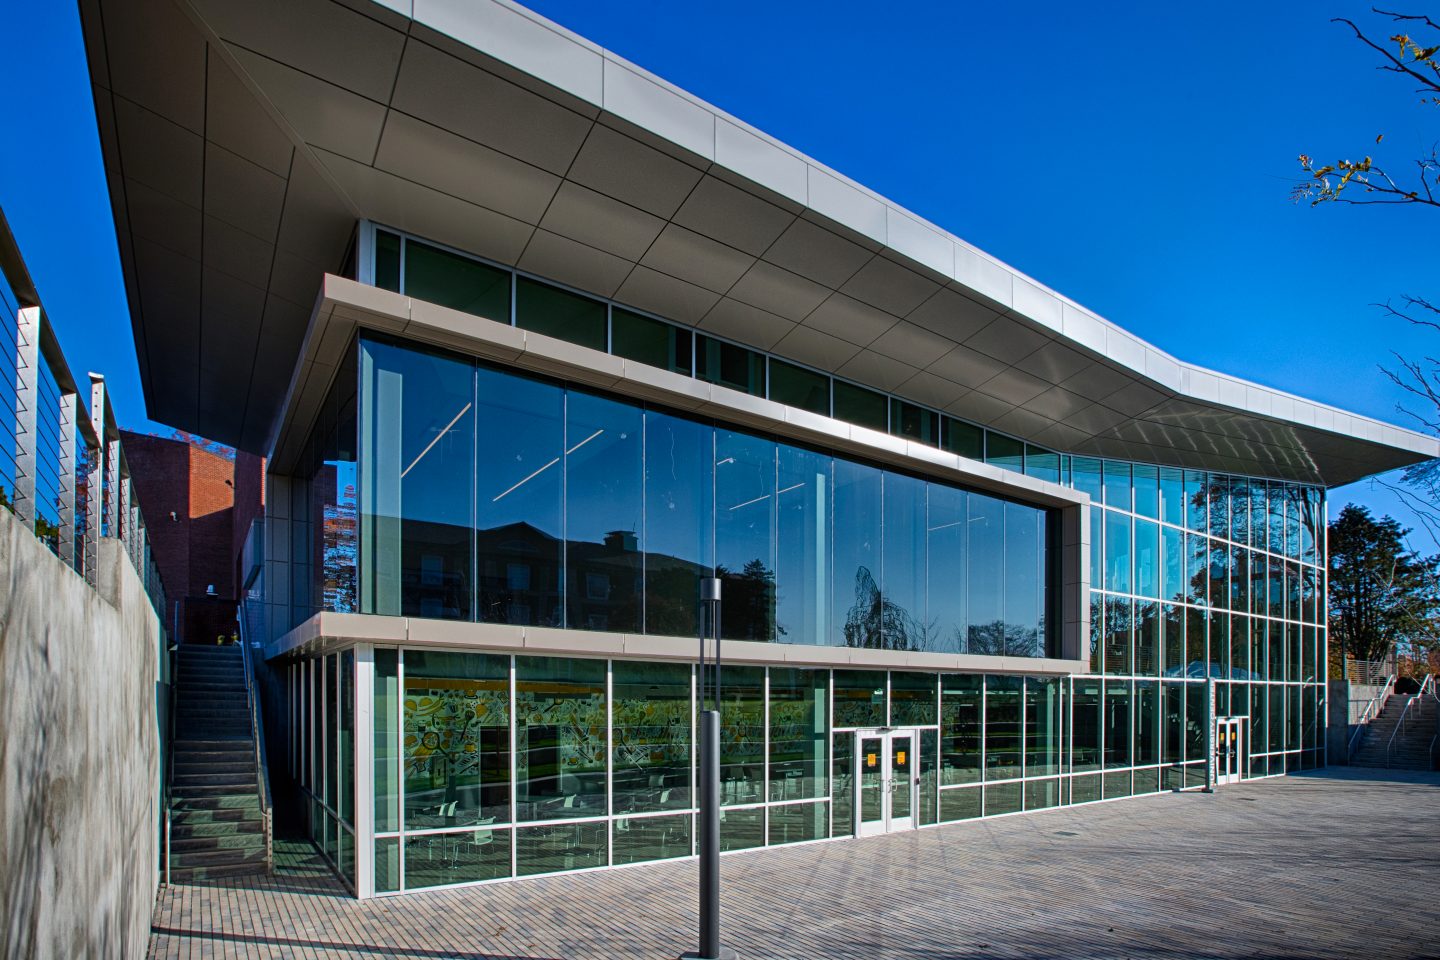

left=78, top=0, right=1439, bottom=486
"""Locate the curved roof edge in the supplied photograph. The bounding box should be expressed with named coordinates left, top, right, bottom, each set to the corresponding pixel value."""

left=392, top=0, right=1438, bottom=474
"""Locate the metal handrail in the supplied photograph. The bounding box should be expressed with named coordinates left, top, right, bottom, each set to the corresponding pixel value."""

left=1423, top=676, right=1440, bottom=768
left=236, top=600, right=273, bottom=873
left=1348, top=674, right=1396, bottom=760
left=1384, top=687, right=1424, bottom=768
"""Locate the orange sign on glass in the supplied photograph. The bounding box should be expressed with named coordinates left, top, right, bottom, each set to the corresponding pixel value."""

left=866, top=753, right=878, bottom=768
left=896, top=750, right=907, bottom=766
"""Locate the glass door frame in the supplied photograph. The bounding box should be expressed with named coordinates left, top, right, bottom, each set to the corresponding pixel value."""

left=854, top=728, right=919, bottom=837
left=1214, top=716, right=1244, bottom=786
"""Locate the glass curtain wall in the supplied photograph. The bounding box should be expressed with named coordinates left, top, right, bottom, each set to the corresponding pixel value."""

left=1079, top=456, right=1327, bottom=786
left=349, top=336, right=1058, bottom=657
left=330, top=654, right=1159, bottom=895
left=293, top=653, right=358, bottom=889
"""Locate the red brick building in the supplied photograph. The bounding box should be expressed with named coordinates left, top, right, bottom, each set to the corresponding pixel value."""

left=121, top=431, right=264, bottom=644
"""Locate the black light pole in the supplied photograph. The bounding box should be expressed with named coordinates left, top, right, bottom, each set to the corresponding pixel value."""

left=684, top=577, right=737, bottom=960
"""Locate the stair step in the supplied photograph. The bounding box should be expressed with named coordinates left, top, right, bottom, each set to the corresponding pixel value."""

left=174, top=776, right=258, bottom=792
left=171, top=819, right=264, bottom=838
left=171, top=833, right=267, bottom=854
left=173, top=759, right=255, bottom=774
left=171, top=803, right=261, bottom=823
left=172, top=784, right=261, bottom=801
left=173, top=847, right=267, bottom=868
left=169, top=861, right=268, bottom=882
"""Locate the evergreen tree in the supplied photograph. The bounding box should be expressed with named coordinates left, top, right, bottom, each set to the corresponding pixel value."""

left=1328, top=504, right=1440, bottom=666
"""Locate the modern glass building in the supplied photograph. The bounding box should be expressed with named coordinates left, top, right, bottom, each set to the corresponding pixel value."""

left=81, top=0, right=1438, bottom=898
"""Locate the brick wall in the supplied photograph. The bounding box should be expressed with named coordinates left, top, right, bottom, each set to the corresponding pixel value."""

left=120, top=431, right=264, bottom=643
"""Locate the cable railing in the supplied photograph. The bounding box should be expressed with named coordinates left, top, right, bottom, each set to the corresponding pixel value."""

left=0, top=207, right=165, bottom=608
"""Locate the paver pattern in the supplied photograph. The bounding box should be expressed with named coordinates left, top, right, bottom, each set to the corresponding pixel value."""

left=149, top=767, right=1440, bottom=959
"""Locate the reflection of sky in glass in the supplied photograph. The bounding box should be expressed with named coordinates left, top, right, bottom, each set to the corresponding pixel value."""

left=356, top=339, right=1065, bottom=653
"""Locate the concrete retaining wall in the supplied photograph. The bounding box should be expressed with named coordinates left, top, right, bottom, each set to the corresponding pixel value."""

left=1327, top=679, right=1391, bottom=765
left=0, top=506, right=163, bottom=959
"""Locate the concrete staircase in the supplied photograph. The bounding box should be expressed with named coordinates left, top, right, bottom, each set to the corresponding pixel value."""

left=169, top=644, right=268, bottom=881
left=1351, top=693, right=1438, bottom=770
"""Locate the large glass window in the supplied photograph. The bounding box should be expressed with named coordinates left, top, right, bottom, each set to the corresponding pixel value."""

left=1025, top=677, right=1063, bottom=777
left=967, top=494, right=1005, bottom=653
left=1004, top=503, right=1043, bottom=657
left=833, top=669, right=887, bottom=728
left=717, top=666, right=766, bottom=806
left=643, top=411, right=712, bottom=637
left=374, top=649, right=399, bottom=832
left=1134, top=680, right=1159, bottom=767
left=359, top=339, right=474, bottom=620
left=516, top=656, right=607, bottom=821
left=612, top=660, right=691, bottom=814
left=402, top=651, right=510, bottom=829
left=890, top=671, right=938, bottom=726
left=1103, top=680, right=1132, bottom=769
left=940, top=674, right=983, bottom=784
left=476, top=365, right=562, bottom=627
left=1104, top=510, right=1132, bottom=595
left=883, top=473, right=928, bottom=650
left=927, top=483, right=968, bottom=655
left=352, top=339, right=1056, bottom=656
left=564, top=391, right=642, bottom=633
left=776, top=446, right=829, bottom=645
left=833, top=459, right=882, bottom=648
left=715, top=430, right=776, bottom=642
left=984, top=675, right=1022, bottom=780
left=768, top=669, right=828, bottom=800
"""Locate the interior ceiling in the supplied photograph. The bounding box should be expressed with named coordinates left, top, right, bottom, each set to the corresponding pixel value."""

left=79, top=0, right=1436, bottom=486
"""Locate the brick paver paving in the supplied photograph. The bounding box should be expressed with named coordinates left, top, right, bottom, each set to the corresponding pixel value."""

left=149, top=767, right=1440, bottom=959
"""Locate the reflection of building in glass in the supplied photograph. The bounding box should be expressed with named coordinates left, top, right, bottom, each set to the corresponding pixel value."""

left=83, top=0, right=1439, bottom=901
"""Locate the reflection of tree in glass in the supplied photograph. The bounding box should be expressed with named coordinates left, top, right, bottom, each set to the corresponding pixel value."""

left=962, top=620, right=1041, bottom=657
left=718, top=559, right=776, bottom=642
left=842, top=566, right=932, bottom=651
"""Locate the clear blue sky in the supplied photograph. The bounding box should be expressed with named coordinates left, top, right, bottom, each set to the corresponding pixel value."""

left=1, top=1, right=1435, bottom=546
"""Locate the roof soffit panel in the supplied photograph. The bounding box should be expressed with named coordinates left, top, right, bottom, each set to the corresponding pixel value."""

left=227, top=47, right=388, bottom=164
left=205, top=52, right=295, bottom=177
left=190, top=0, right=407, bottom=103
left=538, top=181, right=665, bottom=262
left=566, top=124, right=705, bottom=219
left=103, top=0, right=207, bottom=134
left=389, top=38, right=594, bottom=176
left=372, top=110, right=562, bottom=224
left=671, top=175, right=797, bottom=257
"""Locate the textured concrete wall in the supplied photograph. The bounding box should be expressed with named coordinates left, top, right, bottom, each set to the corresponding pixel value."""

left=0, top=505, right=163, bottom=959
left=1327, top=679, right=1390, bottom=763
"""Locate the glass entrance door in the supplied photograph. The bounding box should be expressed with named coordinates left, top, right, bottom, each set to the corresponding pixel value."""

left=888, top=731, right=915, bottom=831
left=1215, top=717, right=1243, bottom=785
left=856, top=730, right=918, bottom=837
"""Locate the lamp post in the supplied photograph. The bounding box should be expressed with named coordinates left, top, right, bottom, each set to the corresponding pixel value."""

left=683, top=577, right=737, bottom=960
